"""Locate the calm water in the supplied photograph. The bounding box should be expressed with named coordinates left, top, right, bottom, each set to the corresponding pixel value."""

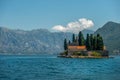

left=0, top=55, right=120, bottom=80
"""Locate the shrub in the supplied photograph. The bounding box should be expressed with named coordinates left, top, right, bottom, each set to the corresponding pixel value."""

left=91, top=51, right=101, bottom=56
left=73, top=52, right=82, bottom=55
left=60, top=51, right=68, bottom=55
left=72, top=51, right=88, bottom=56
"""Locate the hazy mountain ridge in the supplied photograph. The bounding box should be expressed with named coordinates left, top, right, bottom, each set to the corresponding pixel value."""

left=0, top=27, right=80, bottom=54
left=94, top=21, right=120, bottom=53
left=0, top=27, right=94, bottom=54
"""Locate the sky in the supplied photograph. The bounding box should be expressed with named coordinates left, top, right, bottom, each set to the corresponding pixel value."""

left=0, top=0, right=120, bottom=32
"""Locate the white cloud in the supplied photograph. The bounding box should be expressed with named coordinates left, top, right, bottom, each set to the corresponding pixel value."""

left=52, top=18, right=94, bottom=33
left=52, top=25, right=66, bottom=32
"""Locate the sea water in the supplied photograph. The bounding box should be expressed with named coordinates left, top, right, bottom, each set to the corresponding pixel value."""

left=0, top=54, right=120, bottom=80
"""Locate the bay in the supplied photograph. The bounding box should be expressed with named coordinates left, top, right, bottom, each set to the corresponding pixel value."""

left=0, top=54, right=120, bottom=80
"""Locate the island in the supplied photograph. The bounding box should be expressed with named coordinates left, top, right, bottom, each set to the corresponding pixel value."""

left=58, top=31, right=109, bottom=58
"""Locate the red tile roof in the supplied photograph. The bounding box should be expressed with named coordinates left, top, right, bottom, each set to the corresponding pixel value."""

left=68, top=46, right=86, bottom=51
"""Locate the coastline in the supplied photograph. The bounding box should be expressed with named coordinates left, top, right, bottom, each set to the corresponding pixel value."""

left=58, top=55, right=113, bottom=58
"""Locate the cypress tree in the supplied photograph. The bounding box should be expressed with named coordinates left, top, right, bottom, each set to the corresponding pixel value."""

left=86, top=34, right=89, bottom=50
left=96, top=34, right=100, bottom=50
left=99, top=36, right=104, bottom=50
left=93, top=36, right=97, bottom=50
left=68, top=40, right=71, bottom=44
left=72, top=34, right=75, bottom=42
left=90, top=34, right=93, bottom=50
left=78, top=31, right=85, bottom=46
left=96, top=34, right=104, bottom=50
left=64, top=38, right=68, bottom=50
left=86, top=34, right=91, bottom=50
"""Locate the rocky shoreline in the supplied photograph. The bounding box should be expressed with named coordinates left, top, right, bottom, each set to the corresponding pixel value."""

left=58, top=50, right=109, bottom=58
left=58, top=55, right=111, bottom=58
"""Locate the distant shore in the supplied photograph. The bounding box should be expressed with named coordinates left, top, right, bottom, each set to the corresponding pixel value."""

left=58, top=55, right=114, bottom=58
left=58, top=50, right=109, bottom=58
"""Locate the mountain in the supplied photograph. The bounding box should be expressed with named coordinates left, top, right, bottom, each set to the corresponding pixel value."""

left=94, top=21, right=120, bottom=53
left=0, top=27, right=94, bottom=54
left=1, top=21, right=119, bottom=55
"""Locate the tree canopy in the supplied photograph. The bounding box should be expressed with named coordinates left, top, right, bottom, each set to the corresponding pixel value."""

left=86, top=33, right=104, bottom=50
left=72, top=34, right=75, bottom=42
left=64, top=31, right=104, bottom=51
left=78, top=31, right=85, bottom=46
left=64, top=38, right=68, bottom=50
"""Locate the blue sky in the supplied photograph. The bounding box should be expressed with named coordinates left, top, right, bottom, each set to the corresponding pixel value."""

left=0, top=0, right=120, bottom=31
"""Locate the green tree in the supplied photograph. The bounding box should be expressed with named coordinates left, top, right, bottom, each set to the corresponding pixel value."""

left=86, top=34, right=91, bottom=50
left=96, top=34, right=104, bottom=50
left=93, top=36, right=97, bottom=50
left=78, top=31, right=85, bottom=45
left=64, top=38, right=68, bottom=50
left=90, top=34, right=94, bottom=50
left=97, top=34, right=101, bottom=50
left=72, top=34, right=75, bottom=42
left=68, top=40, right=71, bottom=44
left=99, top=36, right=104, bottom=50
